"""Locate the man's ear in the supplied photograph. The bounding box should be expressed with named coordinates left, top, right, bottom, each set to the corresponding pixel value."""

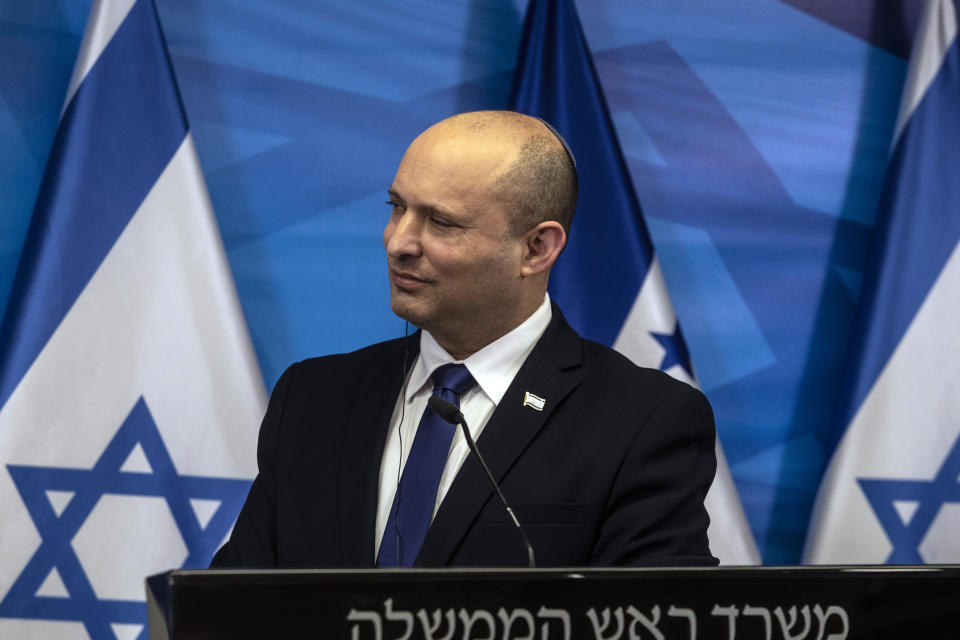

left=520, top=221, right=566, bottom=277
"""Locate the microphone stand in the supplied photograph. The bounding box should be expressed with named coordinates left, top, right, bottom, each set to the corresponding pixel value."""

left=428, top=396, right=536, bottom=568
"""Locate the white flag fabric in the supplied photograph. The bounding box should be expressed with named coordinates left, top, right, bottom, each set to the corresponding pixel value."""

left=805, top=0, right=960, bottom=564
left=0, top=0, right=265, bottom=637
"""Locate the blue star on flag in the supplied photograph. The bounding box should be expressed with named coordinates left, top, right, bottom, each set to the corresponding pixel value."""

left=858, top=434, right=960, bottom=563
left=650, top=322, right=695, bottom=378
left=0, top=397, right=250, bottom=639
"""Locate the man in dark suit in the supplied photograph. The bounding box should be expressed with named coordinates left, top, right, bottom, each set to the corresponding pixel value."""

left=211, top=111, right=717, bottom=568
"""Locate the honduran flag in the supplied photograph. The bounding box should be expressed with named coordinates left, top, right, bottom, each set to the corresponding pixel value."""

left=0, top=0, right=265, bottom=637
left=805, top=0, right=960, bottom=564
left=509, top=0, right=760, bottom=564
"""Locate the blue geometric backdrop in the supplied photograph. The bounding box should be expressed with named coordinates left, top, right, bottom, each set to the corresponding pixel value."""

left=0, top=0, right=918, bottom=563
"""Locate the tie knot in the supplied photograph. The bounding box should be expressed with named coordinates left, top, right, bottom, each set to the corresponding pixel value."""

left=430, top=363, right=475, bottom=398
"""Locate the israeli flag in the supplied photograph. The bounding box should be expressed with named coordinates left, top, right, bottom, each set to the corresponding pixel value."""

left=510, top=0, right=759, bottom=564
left=0, top=0, right=265, bottom=637
left=805, top=0, right=960, bottom=564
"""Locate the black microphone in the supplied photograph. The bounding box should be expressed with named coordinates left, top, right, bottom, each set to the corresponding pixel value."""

left=428, top=395, right=536, bottom=568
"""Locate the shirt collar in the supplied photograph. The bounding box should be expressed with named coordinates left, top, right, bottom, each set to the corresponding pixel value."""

left=407, top=293, right=553, bottom=405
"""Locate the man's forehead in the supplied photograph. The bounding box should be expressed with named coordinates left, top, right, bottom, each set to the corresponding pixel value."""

left=390, top=142, right=514, bottom=224
left=399, top=128, right=517, bottom=181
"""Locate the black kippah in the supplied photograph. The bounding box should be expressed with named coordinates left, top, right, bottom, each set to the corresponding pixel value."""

left=534, top=117, right=577, bottom=172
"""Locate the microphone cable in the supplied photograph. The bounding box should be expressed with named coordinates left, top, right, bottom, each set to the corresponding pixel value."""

left=387, top=319, right=410, bottom=567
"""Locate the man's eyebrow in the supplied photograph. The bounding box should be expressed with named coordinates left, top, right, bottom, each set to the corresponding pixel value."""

left=421, top=203, right=461, bottom=221
left=388, top=190, right=461, bottom=221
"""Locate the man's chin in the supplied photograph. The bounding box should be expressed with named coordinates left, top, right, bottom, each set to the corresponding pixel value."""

left=389, top=298, right=431, bottom=329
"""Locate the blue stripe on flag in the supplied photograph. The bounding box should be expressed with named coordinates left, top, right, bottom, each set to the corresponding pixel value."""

left=832, top=36, right=960, bottom=447
left=509, top=0, right=655, bottom=347
left=0, top=0, right=188, bottom=411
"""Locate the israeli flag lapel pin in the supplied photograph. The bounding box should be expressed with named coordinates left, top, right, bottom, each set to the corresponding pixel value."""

left=523, top=391, right=546, bottom=411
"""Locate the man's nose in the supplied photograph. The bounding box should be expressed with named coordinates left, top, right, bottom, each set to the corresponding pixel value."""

left=385, top=211, right=422, bottom=259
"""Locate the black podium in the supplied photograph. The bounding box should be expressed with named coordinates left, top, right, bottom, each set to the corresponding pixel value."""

left=147, top=566, right=960, bottom=639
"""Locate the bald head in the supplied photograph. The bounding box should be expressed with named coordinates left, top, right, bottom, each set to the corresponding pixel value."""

left=384, top=111, right=574, bottom=357
left=418, top=111, right=578, bottom=237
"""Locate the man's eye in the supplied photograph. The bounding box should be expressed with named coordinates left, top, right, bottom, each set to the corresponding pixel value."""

left=431, top=217, right=455, bottom=228
left=385, top=200, right=404, bottom=212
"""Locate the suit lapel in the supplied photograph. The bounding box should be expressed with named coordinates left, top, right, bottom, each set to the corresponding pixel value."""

left=415, top=307, right=582, bottom=566
left=337, top=333, right=420, bottom=566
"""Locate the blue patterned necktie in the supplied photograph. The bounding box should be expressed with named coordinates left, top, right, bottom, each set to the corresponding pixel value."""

left=377, top=363, right=476, bottom=567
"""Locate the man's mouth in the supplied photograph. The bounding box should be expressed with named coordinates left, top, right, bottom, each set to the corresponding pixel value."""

left=390, top=269, right=430, bottom=290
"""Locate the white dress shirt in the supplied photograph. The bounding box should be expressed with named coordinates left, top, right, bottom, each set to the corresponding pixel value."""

left=374, top=294, right=553, bottom=556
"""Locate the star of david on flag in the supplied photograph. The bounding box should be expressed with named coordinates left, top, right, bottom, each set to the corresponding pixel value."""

left=509, top=0, right=759, bottom=564
left=650, top=323, right=695, bottom=379
left=805, top=0, right=960, bottom=564
left=858, top=434, right=960, bottom=563
left=1, top=398, right=249, bottom=638
left=0, top=0, right=266, bottom=637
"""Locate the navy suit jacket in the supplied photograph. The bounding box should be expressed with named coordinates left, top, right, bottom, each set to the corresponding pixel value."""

left=211, top=306, right=718, bottom=567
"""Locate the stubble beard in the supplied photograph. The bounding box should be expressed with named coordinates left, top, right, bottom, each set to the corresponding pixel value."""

left=389, top=286, right=433, bottom=330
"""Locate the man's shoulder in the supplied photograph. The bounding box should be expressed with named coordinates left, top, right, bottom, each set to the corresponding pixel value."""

left=538, top=305, right=704, bottom=405
left=544, top=303, right=689, bottom=384
left=304, top=335, right=410, bottom=366
left=567, top=336, right=715, bottom=461
left=273, top=335, right=414, bottom=390
left=574, top=335, right=702, bottom=400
